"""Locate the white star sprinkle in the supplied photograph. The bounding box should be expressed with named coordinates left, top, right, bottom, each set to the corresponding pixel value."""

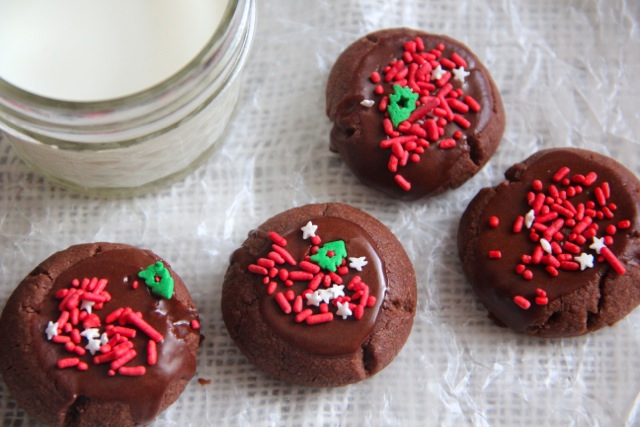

left=452, top=66, right=470, bottom=83
left=318, top=289, right=333, bottom=304
left=328, top=284, right=345, bottom=299
left=540, top=238, right=552, bottom=254
left=575, top=252, right=595, bottom=270
left=524, top=209, right=536, bottom=229
left=45, top=321, right=59, bottom=340
left=305, top=291, right=324, bottom=306
left=589, top=236, right=606, bottom=254
left=431, top=65, right=445, bottom=80
left=80, top=299, right=95, bottom=314
left=336, top=301, right=353, bottom=320
left=100, top=332, right=109, bottom=345
left=349, top=256, right=368, bottom=271
left=80, top=327, right=101, bottom=342
left=85, top=338, right=102, bottom=355
left=360, top=99, right=375, bottom=108
left=300, top=221, right=318, bottom=239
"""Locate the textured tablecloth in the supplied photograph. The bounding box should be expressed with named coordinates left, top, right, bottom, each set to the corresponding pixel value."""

left=1, top=0, right=640, bottom=425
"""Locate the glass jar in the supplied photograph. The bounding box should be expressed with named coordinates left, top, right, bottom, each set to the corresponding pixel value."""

left=0, top=0, right=256, bottom=195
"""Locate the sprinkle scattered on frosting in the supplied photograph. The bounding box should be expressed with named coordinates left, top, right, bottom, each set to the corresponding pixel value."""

left=485, top=165, right=631, bottom=310
left=45, top=266, right=197, bottom=376
left=247, top=221, right=375, bottom=325
left=370, top=37, right=481, bottom=192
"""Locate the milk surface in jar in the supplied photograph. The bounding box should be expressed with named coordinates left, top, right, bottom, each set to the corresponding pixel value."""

left=0, top=0, right=229, bottom=101
left=0, top=0, right=255, bottom=194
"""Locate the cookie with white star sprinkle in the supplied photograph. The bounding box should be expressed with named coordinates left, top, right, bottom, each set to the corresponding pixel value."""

left=222, top=203, right=417, bottom=386
left=327, top=28, right=505, bottom=200
left=458, top=148, right=640, bottom=337
left=0, top=242, right=201, bottom=426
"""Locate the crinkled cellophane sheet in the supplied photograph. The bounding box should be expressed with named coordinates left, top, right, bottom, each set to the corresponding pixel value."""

left=1, top=0, right=639, bottom=425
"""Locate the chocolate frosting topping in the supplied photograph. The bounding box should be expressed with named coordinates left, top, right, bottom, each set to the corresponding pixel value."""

left=458, top=148, right=640, bottom=336
left=327, top=28, right=505, bottom=200
left=2, top=244, right=200, bottom=425
left=256, top=217, right=386, bottom=356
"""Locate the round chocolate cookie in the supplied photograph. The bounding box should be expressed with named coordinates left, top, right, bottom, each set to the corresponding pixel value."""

left=222, top=203, right=417, bottom=386
left=458, top=148, right=640, bottom=337
left=326, top=28, right=505, bottom=200
left=0, top=243, right=201, bottom=426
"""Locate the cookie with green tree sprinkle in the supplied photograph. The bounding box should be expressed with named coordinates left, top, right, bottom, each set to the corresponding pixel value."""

left=0, top=242, right=201, bottom=426
left=222, top=203, right=417, bottom=386
left=327, top=28, right=505, bottom=200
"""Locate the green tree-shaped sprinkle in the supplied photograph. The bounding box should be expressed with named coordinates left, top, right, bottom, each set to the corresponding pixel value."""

left=387, top=84, right=419, bottom=128
left=310, top=240, right=348, bottom=272
left=138, top=261, right=174, bottom=299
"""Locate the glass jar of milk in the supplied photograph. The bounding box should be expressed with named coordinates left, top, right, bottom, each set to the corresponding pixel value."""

left=0, top=0, right=255, bottom=194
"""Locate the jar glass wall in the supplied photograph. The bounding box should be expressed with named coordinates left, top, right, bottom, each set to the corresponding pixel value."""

left=0, top=0, right=256, bottom=195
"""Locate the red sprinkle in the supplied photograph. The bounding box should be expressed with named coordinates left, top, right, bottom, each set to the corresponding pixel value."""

left=513, top=216, right=525, bottom=233
left=553, top=167, right=570, bottom=182
left=147, top=340, right=157, bottom=366
left=125, top=312, right=163, bottom=343
left=299, top=261, right=320, bottom=274
left=306, top=313, right=334, bottom=325
left=394, top=174, right=412, bottom=191
left=618, top=220, right=631, bottom=229
left=288, top=271, right=314, bottom=281
left=272, top=244, right=297, bottom=266
left=257, top=258, right=276, bottom=269
left=267, top=281, right=277, bottom=295
left=268, top=251, right=285, bottom=264
left=248, top=264, right=268, bottom=275
left=275, top=292, right=292, bottom=314
left=57, top=358, right=80, bottom=369
left=600, top=247, right=626, bottom=274
left=118, top=366, right=146, bottom=376
left=110, top=349, right=137, bottom=371
left=439, top=138, right=456, bottom=149
left=583, top=172, right=598, bottom=186
left=451, top=52, right=467, bottom=68
left=295, top=309, right=313, bottom=323
left=513, top=296, right=531, bottom=310
left=535, top=296, right=549, bottom=305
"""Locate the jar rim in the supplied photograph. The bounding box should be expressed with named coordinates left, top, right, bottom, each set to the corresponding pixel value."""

left=0, top=0, right=240, bottom=110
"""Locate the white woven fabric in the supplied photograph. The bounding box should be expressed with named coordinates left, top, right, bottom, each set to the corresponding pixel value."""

left=1, top=0, right=640, bottom=425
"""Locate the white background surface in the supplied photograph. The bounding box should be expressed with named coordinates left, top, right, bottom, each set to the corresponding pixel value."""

left=1, top=0, right=640, bottom=425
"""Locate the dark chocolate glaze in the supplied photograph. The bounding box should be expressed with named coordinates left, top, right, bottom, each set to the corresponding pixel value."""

left=326, top=28, right=505, bottom=200
left=0, top=243, right=200, bottom=426
left=222, top=203, right=417, bottom=386
left=458, top=149, right=640, bottom=337
left=254, top=216, right=385, bottom=356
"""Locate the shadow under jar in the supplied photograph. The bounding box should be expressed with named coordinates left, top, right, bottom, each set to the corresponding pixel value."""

left=0, top=0, right=256, bottom=195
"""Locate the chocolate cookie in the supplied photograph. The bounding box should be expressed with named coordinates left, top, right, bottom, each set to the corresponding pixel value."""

left=327, top=28, right=505, bottom=200
left=221, top=203, right=416, bottom=386
left=0, top=243, right=201, bottom=426
left=458, top=148, right=640, bottom=337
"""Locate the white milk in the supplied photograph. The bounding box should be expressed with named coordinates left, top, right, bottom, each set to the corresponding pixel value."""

left=0, top=0, right=256, bottom=193
left=0, top=0, right=229, bottom=101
